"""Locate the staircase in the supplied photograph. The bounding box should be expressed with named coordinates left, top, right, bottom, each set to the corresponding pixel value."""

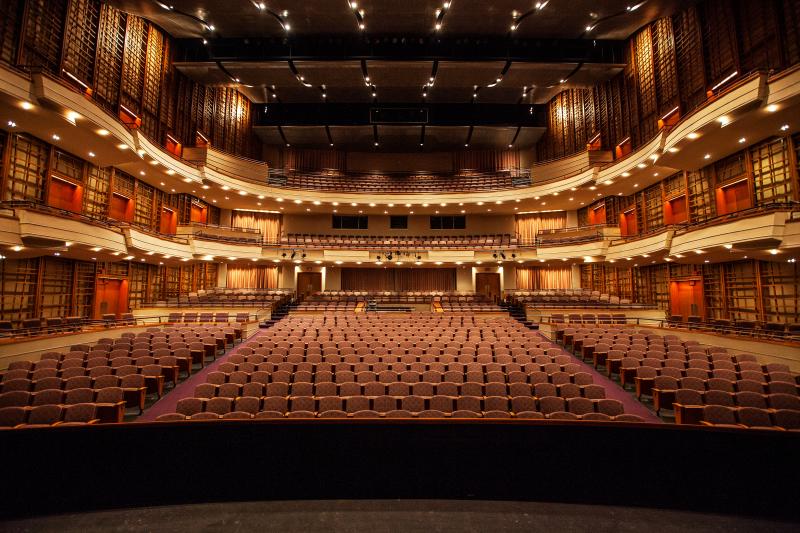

left=259, top=300, right=297, bottom=328
left=502, top=302, right=538, bottom=330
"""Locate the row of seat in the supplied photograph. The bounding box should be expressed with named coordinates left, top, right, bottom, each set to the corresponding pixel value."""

left=272, top=172, right=527, bottom=193
left=643, top=374, right=798, bottom=415
left=282, top=234, right=514, bottom=249
left=192, top=381, right=606, bottom=401
left=673, top=390, right=800, bottom=425
left=0, top=387, right=127, bottom=423
left=701, top=405, right=799, bottom=430
left=0, top=403, right=107, bottom=428
left=157, top=410, right=645, bottom=421
left=166, top=312, right=252, bottom=324
left=167, top=394, right=626, bottom=418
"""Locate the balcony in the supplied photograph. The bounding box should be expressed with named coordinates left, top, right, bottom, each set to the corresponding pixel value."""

left=267, top=168, right=533, bottom=194
left=282, top=233, right=515, bottom=249
left=670, top=204, right=799, bottom=256
left=7, top=202, right=127, bottom=253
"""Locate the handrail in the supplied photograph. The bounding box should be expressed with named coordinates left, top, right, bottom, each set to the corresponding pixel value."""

left=182, top=221, right=262, bottom=234
left=4, top=200, right=191, bottom=245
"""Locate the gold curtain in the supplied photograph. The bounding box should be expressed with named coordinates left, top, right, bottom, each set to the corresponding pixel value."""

left=453, top=149, right=520, bottom=171
left=226, top=266, right=279, bottom=288
left=341, top=268, right=457, bottom=291
left=515, top=213, right=567, bottom=243
left=284, top=148, right=347, bottom=171
left=515, top=267, right=572, bottom=290
left=231, top=211, right=281, bottom=243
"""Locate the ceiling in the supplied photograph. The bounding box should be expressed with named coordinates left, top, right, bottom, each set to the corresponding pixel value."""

left=109, top=1, right=688, bottom=39
left=109, top=0, right=692, bottom=150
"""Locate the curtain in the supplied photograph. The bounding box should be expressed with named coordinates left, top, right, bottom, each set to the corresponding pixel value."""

left=231, top=211, right=281, bottom=243
left=515, top=213, right=567, bottom=243
left=226, top=266, right=279, bottom=288
left=453, top=149, right=520, bottom=171
left=284, top=148, right=347, bottom=171
left=516, top=267, right=572, bottom=290
left=341, top=268, right=456, bottom=291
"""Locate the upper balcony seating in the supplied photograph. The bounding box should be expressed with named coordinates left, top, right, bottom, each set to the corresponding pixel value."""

left=283, top=234, right=514, bottom=249
left=147, top=289, right=292, bottom=309
left=269, top=169, right=531, bottom=194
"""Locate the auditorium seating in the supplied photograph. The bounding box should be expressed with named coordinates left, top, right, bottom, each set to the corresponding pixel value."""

left=268, top=169, right=531, bottom=193
left=0, top=313, right=137, bottom=339
left=0, top=323, right=242, bottom=424
left=554, top=324, right=799, bottom=424
left=506, top=289, right=649, bottom=308
left=294, top=291, right=502, bottom=312
left=148, top=288, right=292, bottom=308
left=283, top=234, right=514, bottom=249
left=154, top=314, right=636, bottom=421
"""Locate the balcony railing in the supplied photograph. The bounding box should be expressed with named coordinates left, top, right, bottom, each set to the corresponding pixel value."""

left=281, top=233, right=515, bottom=249
left=267, top=168, right=532, bottom=193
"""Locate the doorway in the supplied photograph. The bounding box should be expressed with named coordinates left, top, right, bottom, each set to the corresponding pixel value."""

left=94, top=279, right=129, bottom=319
left=297, top=272, right=322, bottom=299
left=670, top=279, right=704, bottom=321
left=475, top=273, right=501, bottom=303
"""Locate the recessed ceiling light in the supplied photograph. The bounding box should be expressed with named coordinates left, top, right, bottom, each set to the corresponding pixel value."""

left=51, top=134, right=60, bottom=141
left=6, top=120, right=16, bottom=128
left=704, top=153, right=711, bottom=159
left=238, top=190, right=247, bottom=196
left=88, top=151, right=95, bottom=157
left=139, top=171, right=145, bottom=175
left=766, top=104, right=778, bottom=112
left=780, top=124, right=790, bottom=131
left=295, top=199, right=302, bottom=204
left=738, top=137, right=746, bottom=144
left=667, top=147, right=678, bottom=153
left=636, top=163, right=646, bottom=169
left=20, top=101, right=33, bottom=110
left=687, top=132, right=699, bottom=140
left=96, top=129, right=110, bottom=136
left=117, top=143, right=128, bottom=150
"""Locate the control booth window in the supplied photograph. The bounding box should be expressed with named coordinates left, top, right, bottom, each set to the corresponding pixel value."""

left=390, top=215, right=408, bottom=229
left=332, top=214, right=368, bottom=229
left=430, top=215, right=466, bottom=230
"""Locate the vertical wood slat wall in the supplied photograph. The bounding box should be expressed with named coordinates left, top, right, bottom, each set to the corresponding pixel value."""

left=577, top=133, right=800, bottom=233
left=0, top=0, right=260, bottom=159
left=537, top=0, right=800, bottom=160
left=581, top=260, right=800, bottom=324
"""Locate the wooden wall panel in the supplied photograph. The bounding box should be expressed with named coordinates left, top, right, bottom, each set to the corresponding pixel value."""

left=0, top=0, right=23, bottom=66
left=93, top=3, right=125, bottom=112
left=18, top=0, right=67, bottom=73
left=61, top=0, right=100, bottom=87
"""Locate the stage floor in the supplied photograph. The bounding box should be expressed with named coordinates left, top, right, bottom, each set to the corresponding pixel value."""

left=3, top=499, right=797, bottom=532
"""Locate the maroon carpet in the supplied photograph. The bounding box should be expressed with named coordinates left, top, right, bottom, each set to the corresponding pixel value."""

left=136, top=330, right=267, bottom=422
left=538, top=332, right=663, bottom=423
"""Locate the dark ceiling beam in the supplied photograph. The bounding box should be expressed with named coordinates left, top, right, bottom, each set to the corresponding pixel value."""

left=175, top=35, right=625, bottom=64
left=254, top=103, right=546, bottom=127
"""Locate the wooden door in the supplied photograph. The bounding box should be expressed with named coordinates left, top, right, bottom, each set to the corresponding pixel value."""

left=670, top=280, right=704, bottom=321
left=475, top=273, right=501, bottom=303
left=94, top=279, right=129, bottom=318
left=297, top=272, right=322, bottom=299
